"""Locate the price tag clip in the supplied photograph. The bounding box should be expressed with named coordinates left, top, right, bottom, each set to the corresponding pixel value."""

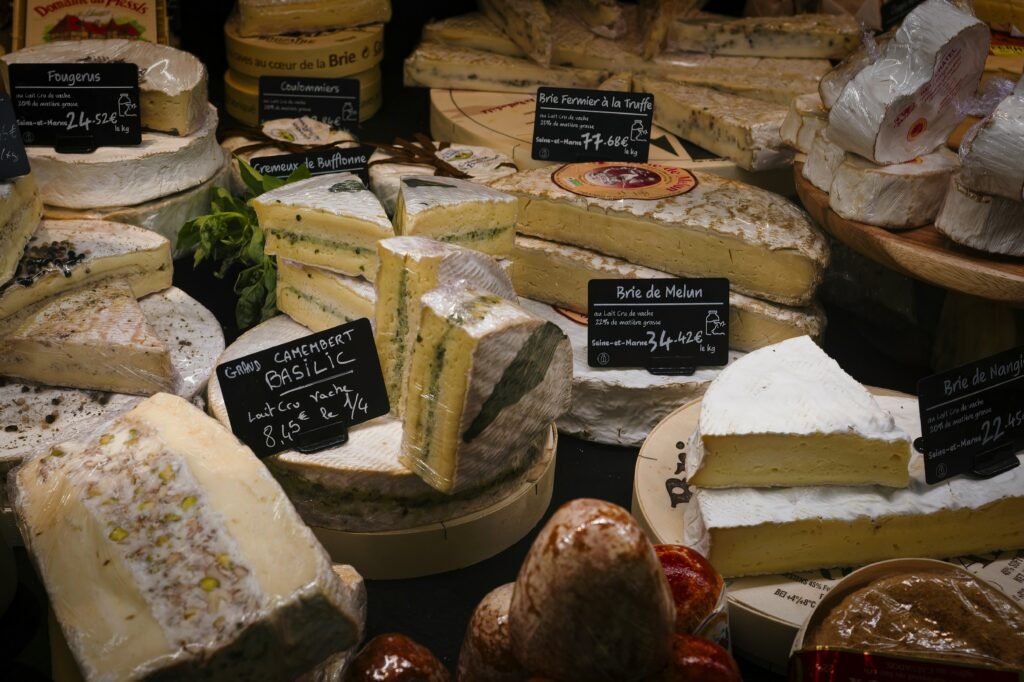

left=294, top=423, right=349, bottom=454
left=913, top=436, right=1021, bottom=480
left=647, top=355, right=696, bottom=377
left=54, top=134, right=97, bottom=154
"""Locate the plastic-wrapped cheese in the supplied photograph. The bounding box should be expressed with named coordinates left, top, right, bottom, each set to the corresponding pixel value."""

left=959, top=92, right=1024, bottom=201
left=802, top=130, right=846, bottom=192
left=935, top=175, right=1024, bottom=256
left=780, top=93, right=827, bottom=153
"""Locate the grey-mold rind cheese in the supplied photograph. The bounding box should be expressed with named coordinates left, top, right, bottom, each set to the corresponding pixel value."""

left=959, top=93, right=1024, bottom=201
left=10, top=392, right=364, bottom=681
left=668, top=12, right=861, bottom=59
left=0, top=174, right=42, bottom=287
left=491, top=167, right=829, bottom=306
left=780, top=93, right=827, bottom=154
left=276, top=258, right=376, bottom=333
left=935, top=175, right=1024, bottom=256
left=27, top=105, right=222, bottom=210
left=802, top=130, right=847, bottom=192
left=2, top=39, right=208, bottom=136
left=478, top=0, right=552, bottom=66
left=829, top=148, right=959, bottom=229
left=827, top=0, right=989, bottom=164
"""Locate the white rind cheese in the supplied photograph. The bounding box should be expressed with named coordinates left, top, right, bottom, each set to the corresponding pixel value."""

left=492, top=166, right=828, bottom=306
left=11, top=393, right=364, bottom=681
left=687, top=336, right=911, bottom=489
left=827, top=0, right=989, bottom=164
left=802, top=130, right=847, bottom=192
left=818, top=32, right=893, bottom=110
left=829, top=148, right=959, bottom=229
left=28, top=105, right=222, bottom=210
left=959, top=92, right=1024, bottom=201
left=0, top=174, right=42, bottom=287
left=3, top=39, right=208, bottom=136
left=478, top=0, right=552, bottom=66
left=276, top=259, right=376, bottom=332
left=253, top=173, right=393, bottom=280
left=236, top=0, right=391, bottom=37
left=668, top=13, right=861, bottom=58
left=402, top=286, right=571, bottom=494
left=780, top=93, right=827, bottom=154
left=935, top=175, right=1024, bottom=256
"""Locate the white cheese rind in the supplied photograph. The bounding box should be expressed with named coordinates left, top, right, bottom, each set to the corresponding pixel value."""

left=236, top=0, right=391, bottom=37
left=830, top=148, right=959, bottom=229
left=959, top=93, right=1024, bottom=200
left=0, top=174, right=42, bottom=286
left=818, top=32, right=893, bottom=110
left=935, top=175, right=1024, bottom=256
left=27, top=105, right=222, bottom=209
left=478, top=0, right=552, bottom=66
left=780, top=93, right=827, bottom=154
left=827, top=0, right=990, bottom=164
left=668, top=12, right=861, bottom=58
left=802, top=130, right=847, bottom=192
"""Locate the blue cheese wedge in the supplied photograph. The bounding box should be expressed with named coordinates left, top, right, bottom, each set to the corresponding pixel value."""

left=276, top=258, right=376, bottom=332
left=479, top=0, right=551, bottom=66
left=668, top=12, right=860, bottom=58
left=254, top=173, right=393, bottom=280
left=10, top=393, right=364, bottom=681
left=401, top=286, right=571, bottom=494
left=0, top=174, right=42, bottom=287
left=393, top=175, right=516, bottom=257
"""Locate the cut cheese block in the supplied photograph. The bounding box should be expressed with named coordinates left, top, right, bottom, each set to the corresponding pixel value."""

left=510, top=237, right=825, bottom=353
left=802, top=130, right=847, bottom=192
left=780, top=93, right=826, bottom=154
left=404, top=43, right=609, bottom=94
left=3, top=40, right=207, bottom=136
left=827, top=0, right=989, bottom=164
left=636, top=76, right=793, bottom=171
left=393, top=175, right=516, bottom=256
left=253, top=173, right=392, bottom=280
left=638, top=0, right=674, bottom=59
left=374, top=236, right=516, bottom=415
left=655, top=61, right=822, bottom=106
left=401, top=286, right=571, bottom=493
left=0, top=279, right=174, bottom=395
left=423, top=13, right=524, bottom=58
left=598, top=71, right=632, bottom=92
left=686, top=336, right=911, bottom=489
left=224, top=12, right=384, bottom=79
left=959, top=92, right=1024, bottom=201
left=0, top=220, right=172, bottom=322
left=27, top=105, right=222, bottom=209
left=830, top=148, right=959, bottom=229
left=11, top=393, right=364, bottom=681
left=276, top=258, right=375, bottom=332
left=558, top=0, right=625, bottom=38
left=668, top=12, right=861, bottom=58
left=0, top=174, right=42, bottom=286
left=224, top=67, right=382, bottom=128
left=478, top=0, right=551, bottom=66
left=935, top=175, right=1024, bottom=256
left=492, top=165, right=828, bottom=306
left=368, top=142, right=516, bottom=215
left=521, top=298, right=737, bottom=447
left=818, top=31, right=893, bottom=110
left=206, top=315, right=554, bottom=532
left=236, top=0, right=391, bottom=37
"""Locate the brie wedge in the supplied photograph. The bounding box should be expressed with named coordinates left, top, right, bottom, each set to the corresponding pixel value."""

left=780, top=93, right=827, bottom=154
left=276, top=258, right=376, bottom=332
left=802, top=130, right=847, bottom=192
left=0, top=174, right=42, bottom=286
left=668, top=12, right=861, bottom=59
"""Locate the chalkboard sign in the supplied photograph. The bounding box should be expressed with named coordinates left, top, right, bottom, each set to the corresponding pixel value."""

left=0, top=92, right=30, bottom=179
left=588, top=278, right=729, bottom=374
left=216, top=318, right=390, bottom=458
left=8, top=63, right=141, bottom=150
left=532, top=87, right=653, bottom=163
left=251, top=143, right=372, bottom=182
left=917, top=345, right=1024, bottom=483
left=258, top=76, right=360, bottom=129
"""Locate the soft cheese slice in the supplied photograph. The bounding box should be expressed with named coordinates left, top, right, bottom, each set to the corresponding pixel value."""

left=492, top=166, right=828, bottom=306
left=830, top=148, right=959, bottom=229
left=254, top=173, right=392, bottom=280
left=959, top=92, right=1024, bottom=201
left=3, top=40, right=207, bottom=136
left=422, top=12, right=525, bottom=57
left=393, top=175, right=517, bottom=256
left=656, top=62, right=822, bottom=106
left=636, top=76, right=793, bottom=171
left=828, top=0, right=989, bottom=164
left=236, top=0, right=391, bottom=36
left=28, top=105, right=222, bottom=209
left=802, top=130, right=847, bottom=192
left=404, top=43, right=608, bottom=94
left=10, top=393, right=364, bottom=681
left=935, top=175, right=1024, bottom=256
left=510, top=237, right=825, bottom=353
left=0, top=280, right=174, bottom=395
left=375, top=236, right=516, bottom=415
left=0, top=220, right=172, bottom=322
left=687, top=336, right=911, bottom=489
left=402, top=286, right=571, bottom=494
left=276, top=258, right=376, bottom=333
left=818, top=31, right=893, bottom=110
left=780, top=93, right=827, bottom=154
left=668, top=12, right=860, bottom=58
left=0, top=174, right=42, bottom=287
left=478, top=0, right=552, bottom=66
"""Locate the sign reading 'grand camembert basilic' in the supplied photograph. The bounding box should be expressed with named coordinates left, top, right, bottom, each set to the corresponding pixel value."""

left=13, top=0, right=170, bottom=50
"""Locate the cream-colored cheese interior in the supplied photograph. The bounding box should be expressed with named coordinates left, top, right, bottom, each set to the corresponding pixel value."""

left=276, top=260, right=375, bottom=333
left=394, top=196, right=516, bottom=257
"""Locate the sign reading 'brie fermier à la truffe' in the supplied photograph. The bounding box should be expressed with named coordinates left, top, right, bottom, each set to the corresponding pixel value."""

left=258, top=76, right=360, bottom=130
left=532, top=87, right=653, bottom=163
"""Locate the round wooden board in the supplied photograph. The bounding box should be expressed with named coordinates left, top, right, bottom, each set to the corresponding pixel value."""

left=794, top=162, right=1024, bottom=304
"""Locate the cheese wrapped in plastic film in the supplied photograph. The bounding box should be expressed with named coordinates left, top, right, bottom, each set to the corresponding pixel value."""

left=959, top=88, right=1024, bottom=201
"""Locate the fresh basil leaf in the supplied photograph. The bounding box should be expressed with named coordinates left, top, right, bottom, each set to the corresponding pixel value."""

left=238, top=159, right=265, bottom=197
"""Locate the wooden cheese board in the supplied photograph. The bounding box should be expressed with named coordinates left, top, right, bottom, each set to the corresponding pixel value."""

left=794, top=162, right=1024, bottom=305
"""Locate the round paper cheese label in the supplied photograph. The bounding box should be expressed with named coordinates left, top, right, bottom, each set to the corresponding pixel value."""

left=552, top=162, right=697, bottom=200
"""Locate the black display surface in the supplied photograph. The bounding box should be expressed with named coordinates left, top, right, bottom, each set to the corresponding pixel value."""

left=0, top=92, right=31, bottom=179
left=532, top=86, right=653, bottom=163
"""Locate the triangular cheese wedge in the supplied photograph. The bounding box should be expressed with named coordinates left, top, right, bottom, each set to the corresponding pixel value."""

left=687, top=335, right=911, bottom=488
left=0, top=280, right=174, bottom=395
left=0, top=174, right=43, bottom=287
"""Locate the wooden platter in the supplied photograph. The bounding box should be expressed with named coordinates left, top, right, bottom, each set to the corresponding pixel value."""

left=794, top=162, right=1024, bottom=304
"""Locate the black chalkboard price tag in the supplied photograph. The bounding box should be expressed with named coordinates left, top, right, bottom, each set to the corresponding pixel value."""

left=532, top=86, right=653, bottom=163
left=215, top=318, right=389, bottom=458
left=917, top=345, right=1024, bottom=484
left=251, top=143, right=373, bottom=183
left=0, top=92, right=30, bottom=179
left=588, top=278, right=729, bottom=374
left=7, top=63, right=141, bottom=151
left=258, top=76, right=360, bottom=129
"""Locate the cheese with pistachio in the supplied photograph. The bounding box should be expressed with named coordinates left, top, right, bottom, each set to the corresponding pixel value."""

left=668, top=13, right=860, bottom=58
left=276, top=258, right=376, bottom=333
left=402, top=286, right=571, bottom=494
left=0, top=174, right=42, bottom=287
left=0, top=220, right=172, bottom=321
left=636, top=76, right=793, bottom=171
left=479, top=0, right=551, bottom=66
left=254, top=173, right=393, bottom=280
left=10, top=392, right=365, bottom=681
